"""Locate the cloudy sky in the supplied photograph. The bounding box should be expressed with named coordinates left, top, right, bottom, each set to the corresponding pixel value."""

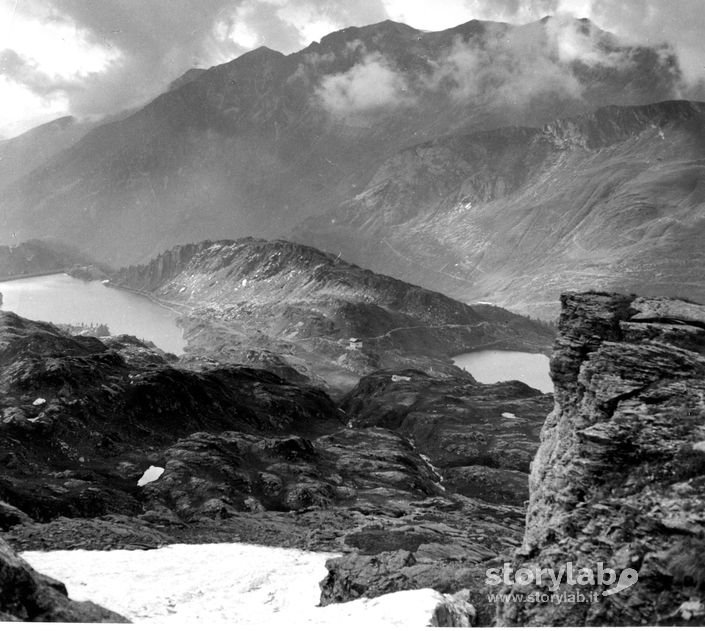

left=1, top=0, right=703, bottom=139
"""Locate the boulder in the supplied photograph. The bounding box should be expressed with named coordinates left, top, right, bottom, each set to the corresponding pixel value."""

left=0, top=535, right=127, bottom=622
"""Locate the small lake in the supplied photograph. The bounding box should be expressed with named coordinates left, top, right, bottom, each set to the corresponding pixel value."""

left=0, top=274, right=185, bottom=354
left=453, top=350, right=553, bottom=393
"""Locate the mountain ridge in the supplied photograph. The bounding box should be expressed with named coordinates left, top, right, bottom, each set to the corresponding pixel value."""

left=0, top=16, right=682, bottom=265
left=110, top=238, right=554, bottom=392
left=295, top=99, right=705, bottom=318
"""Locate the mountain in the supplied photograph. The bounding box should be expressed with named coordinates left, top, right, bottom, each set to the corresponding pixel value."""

left=0, top=17, right=681, bottom=266
left=0, top=117, right=96, bottom=191
left=296, top=100, right=705, bottom=318
left=111, top=238, right=554, bottom=392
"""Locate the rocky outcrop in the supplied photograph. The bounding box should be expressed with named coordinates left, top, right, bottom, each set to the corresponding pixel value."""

left=0, top=535, right=127, bottom=622
left=341, top=369, right=553, bottom=503
left=141, top=427, right=443, bottom=520
left=0, top=311, right=342, bottom=523
left=497, top=292, right=705, bottom=625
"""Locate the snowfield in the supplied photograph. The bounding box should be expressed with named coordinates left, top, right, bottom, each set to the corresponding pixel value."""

left=22, top=543, right=472, bottom=626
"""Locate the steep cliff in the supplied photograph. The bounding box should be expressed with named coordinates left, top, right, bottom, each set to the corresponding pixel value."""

left=496, top=292, right=705, bottom=625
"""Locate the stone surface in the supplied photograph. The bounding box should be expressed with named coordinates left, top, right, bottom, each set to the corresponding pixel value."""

left=496, top=292, right=705, bottom=626
left=0, top=535, right=127, bottom=622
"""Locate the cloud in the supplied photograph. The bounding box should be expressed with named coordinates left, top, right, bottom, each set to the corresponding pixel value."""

left=316, top=48, right=414, bottom=119
left=2, top=0, right=705, bottom=139
left=419, top=22, right=587, bottom=106
left=0, top=49, right=82, bottom=97
left=0, top=0, right=389, bottom=137
left=384, top=0, right=705, bottom=90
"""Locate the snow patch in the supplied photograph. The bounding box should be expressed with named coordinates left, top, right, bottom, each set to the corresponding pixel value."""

left=390, top=374, right=411, bottom=382
left=501, top=412, right=517, bottom=419
left=32, top=398, right=46, bottom=406
left=21, top=543, right=469, bottom=625
left=420, top=453, right=445, bottom=487
left=137, top=466, right=164, bottom=487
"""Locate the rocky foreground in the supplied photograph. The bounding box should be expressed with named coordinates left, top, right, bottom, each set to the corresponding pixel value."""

left=1, top=291, right=704, bottom=624
left=0, top=307, right=549, bottom=624
left=498, top=292, right=705, bottom=625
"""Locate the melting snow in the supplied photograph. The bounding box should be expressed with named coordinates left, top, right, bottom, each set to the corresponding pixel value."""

left=32, top=398, right=46, bottom=406
left=501, top=412, right=517, bottom=419
left=420, top=453, right=445, bottom=488
left=137, top=466, right=165, bottom=487
left=22, top=543, right=464, bottom=625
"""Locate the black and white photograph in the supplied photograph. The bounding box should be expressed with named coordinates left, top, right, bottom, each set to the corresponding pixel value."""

left=0, top=0, right=704, bottom=626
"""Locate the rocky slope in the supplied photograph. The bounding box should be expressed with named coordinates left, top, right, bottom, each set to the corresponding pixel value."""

left=0, top=535, right=126, bottom=622
left=296, top=100, right=705, bottom=318
left=0, top=17, right=681, bottom=265
left=111, top=238, right=554, bottom=392
left=496, top=292, right=705, bottom=625
left=0, top=309, right=551, bottom=625
left=0, top=117, right=95, bottom=192
left=341, top=369, right=553, bottom=505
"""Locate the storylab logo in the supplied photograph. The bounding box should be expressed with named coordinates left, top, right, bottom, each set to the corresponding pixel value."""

left=486, top=562, right=639, bottom=597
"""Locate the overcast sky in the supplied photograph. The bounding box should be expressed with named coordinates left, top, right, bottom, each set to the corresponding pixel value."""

left=1, top=0, right=703, bottom=139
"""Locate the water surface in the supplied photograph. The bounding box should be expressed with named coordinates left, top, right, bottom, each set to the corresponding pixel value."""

left=453, top=350, right=552, bottom=393
left=0, top=273, right=185, bottom=354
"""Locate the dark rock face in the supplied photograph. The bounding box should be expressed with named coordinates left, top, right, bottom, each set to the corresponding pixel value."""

left=341, top=369, right=553, bottom=502
left=496, top=292, right=705, bottom=626
left=142, top=427, right=442, bottom=519
left=112, top=239, right=554, bottom=393
left=0, top=311, right=342, bottom=523
left=0, top=536, right=127, bottom=622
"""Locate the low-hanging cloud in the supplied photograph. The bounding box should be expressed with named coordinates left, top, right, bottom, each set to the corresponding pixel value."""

left=2, top=0, right=705, bottom=139
left=315, top=50, right=414, bottom=119
left=1, top=0, right=389, bottom=133
left=313, top=14, right=653, bottom=121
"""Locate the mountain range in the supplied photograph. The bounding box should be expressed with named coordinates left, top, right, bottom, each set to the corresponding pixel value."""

left=296, top=99, right=705, bottom=317
left=0, top=17, right=686, bottom=306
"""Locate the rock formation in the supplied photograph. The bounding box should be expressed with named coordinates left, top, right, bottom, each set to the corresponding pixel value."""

left=496, top=292, right=705, bottom=625
left=0, top=535, right=126, bottom=622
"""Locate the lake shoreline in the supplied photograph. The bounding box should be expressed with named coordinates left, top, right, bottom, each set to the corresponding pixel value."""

left=453, top=349, right=553, bottom=393
left=0, top=273, right=186, bottom=354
